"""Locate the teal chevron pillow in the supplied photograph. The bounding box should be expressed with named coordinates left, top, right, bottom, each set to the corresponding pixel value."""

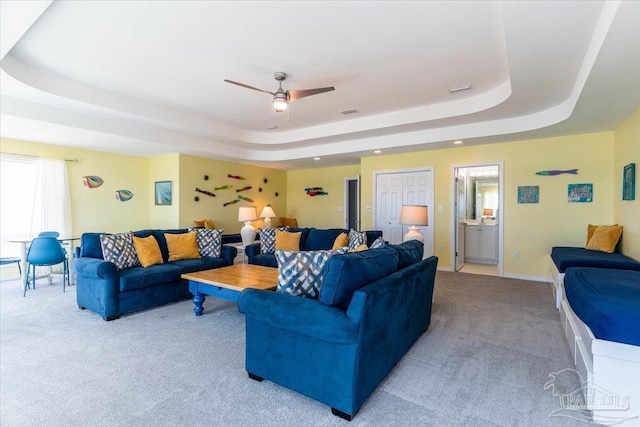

left=276, top=248, right=346, bottom=298
left=99, top=232, right=140, bottom=270
left=190, top=228, right=223, bottom=258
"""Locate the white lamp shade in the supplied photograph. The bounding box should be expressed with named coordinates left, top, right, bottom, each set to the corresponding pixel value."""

left=238, top=206, right=258, bottom=222
left=259, top=205, right=276, bottom=218
left=399, top=205, right=428, bottom=226
left=399, top=205, right=428, bottom=243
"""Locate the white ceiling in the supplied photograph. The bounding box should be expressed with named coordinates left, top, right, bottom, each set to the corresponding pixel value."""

left=1, top=1, right=639, bottom=170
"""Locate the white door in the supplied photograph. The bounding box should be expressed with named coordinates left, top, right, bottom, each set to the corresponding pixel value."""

left=455, top=171, right=466, bottom=271
left=375, top=173, right=403, bottom=244
left=375, top=169, right=434, bottom=258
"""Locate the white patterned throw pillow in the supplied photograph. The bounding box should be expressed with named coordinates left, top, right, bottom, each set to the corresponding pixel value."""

left=99, top=232, right=140, bottom=270
left=348, top=229, right=367, bottom=251
left=260, top=226, right=288, bottom=254
left=370, top=236, right=385, bottom=249
left=190, top=228, right=224, bottom=258
left=276, top=248, right=346, bottom=298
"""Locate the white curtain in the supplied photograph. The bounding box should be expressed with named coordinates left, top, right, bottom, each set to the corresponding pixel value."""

left=30, top=158, right=72, bottom=237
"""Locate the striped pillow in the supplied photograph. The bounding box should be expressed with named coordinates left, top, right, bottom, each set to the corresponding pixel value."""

left=190, top=228, right=224, bottom=258
left=100, top=232, right=140, bottom=270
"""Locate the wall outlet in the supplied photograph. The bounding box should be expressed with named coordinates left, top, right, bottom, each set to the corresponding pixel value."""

left=365, top=206, right=372, bottom=211
left=514, top=250, right=520, bottom=258
left=438, top=205, right=443, bottom=212
left=437, top=245, right=443, bottom=252
left=338, top=206, right=344, bottom=212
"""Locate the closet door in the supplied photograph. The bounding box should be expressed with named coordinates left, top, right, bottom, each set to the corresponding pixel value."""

left=375, top=170, right=434, bottom=258
left=375, top=173, right=403, bottom=245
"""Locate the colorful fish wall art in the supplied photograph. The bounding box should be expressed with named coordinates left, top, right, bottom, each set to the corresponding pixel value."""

left=227, top=174, right=245, bottom=180
left=214, top=185, right=233, bottom=191
left=305, top=187, right=328, bottom=196
left=236, top=186, right=252, bottom=193
left=115, top=190, right=133, bottom=202
left=536, top=169, right=578, bottom=176
left=237, top=195, right=254, bottom=203
left=83, top=175, right=104, bottom=188
left=223, top=199, right=240, bottom=207
left=195, top=187, right=216, bottom=197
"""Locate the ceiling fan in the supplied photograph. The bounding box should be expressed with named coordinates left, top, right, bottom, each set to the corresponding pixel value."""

left=224, top=72, right=335, bottom=113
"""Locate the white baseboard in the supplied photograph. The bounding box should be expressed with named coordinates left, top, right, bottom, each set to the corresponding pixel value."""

left=502, top=272, right=551, bottom=283
left=437, top=266, right=454, bottom=272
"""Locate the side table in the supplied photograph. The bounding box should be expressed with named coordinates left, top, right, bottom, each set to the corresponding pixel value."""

left=229, top=243, right=246, bottom=264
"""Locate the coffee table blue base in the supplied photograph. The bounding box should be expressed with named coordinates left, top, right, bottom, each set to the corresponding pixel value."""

left=188, top=281, right=241, bottom=316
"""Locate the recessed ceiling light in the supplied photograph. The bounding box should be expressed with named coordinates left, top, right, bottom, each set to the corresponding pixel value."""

left=313, top=157, right=321, bottom=161
left=453, top=140, right=464, bottom=145
left=374, top=150, right=382, bottom=154
left=449, top=85, right=472, bottom=93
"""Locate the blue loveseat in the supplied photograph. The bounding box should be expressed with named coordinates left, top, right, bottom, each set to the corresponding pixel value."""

left=238, top=240, right=437, bottom=420
left=73, top=229, right=237, bottom=320
left=245, top=227, right=383, bottom=267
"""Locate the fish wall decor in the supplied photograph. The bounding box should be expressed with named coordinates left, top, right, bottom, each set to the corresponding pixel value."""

left=536, top=169, right=578, bottom=176
left=305, top=187, right=328, bottom=196
left=237, top=195, right=254, bottom=202
left=223, top=199, right=240, bottom=207
left=115, top=190, right=133, bottom=201
left=195, top=188, right=216, bottom=197
left=214, top=185, right=233, bottom=191
left=227, top=174, right=245, bottom=180
left=83, top=175, right=104, bottom=188
left=236, top=186, right=252, bottom=192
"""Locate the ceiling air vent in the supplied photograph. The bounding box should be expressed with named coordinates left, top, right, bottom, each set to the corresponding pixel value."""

left=266, top=125, right=278, bottom=130
left=340, top=108, right=358, bottom=115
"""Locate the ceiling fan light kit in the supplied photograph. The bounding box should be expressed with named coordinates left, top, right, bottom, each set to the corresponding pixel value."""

left=225, top=71, right=335, bottom=115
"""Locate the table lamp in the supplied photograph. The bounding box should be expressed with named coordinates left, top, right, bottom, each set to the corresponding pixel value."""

left=238, top=206, right=258, bottom=246
left=482, top=208, right=494, bottom=223
left=399, top=205, right=428, bottom=242
left=259, top=205, right=276, bottom=229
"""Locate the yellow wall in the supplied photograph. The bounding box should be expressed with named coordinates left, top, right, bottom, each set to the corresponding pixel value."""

left=613, top=107, right=640, bottom=260
left=150, top=154, right=180, bottom=229
left=177, top=154, right=287, bottom=233
left=358, top=132, right=614, bottom=278
left=286, top=165, right=361, bottom=229
left=0, top=138, right=150, bottom=235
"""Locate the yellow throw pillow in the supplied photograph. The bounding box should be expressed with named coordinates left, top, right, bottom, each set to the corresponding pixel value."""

left=193, top=220, right=205, bottom=228
left=586, top=224, right=618, bottom=245
left=585, top=225, right=623, bottom=253
left=204, top=219, right=216, bottom=229
left=132, top=235, right=164, bottom=268
left=275, top=230, right=302, bottom=251
left=332, top=233, right=348, bottom=249
left=165, top=232, right=201, bottom=261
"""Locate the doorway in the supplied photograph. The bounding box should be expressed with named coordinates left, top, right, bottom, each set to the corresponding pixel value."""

left=452, top=163, right=503, bottom=277
left=344, top=176, right=360, bottom=230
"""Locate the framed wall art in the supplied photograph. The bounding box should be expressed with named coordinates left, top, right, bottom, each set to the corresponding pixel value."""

left=155, top=181, right=172, bottom=206
left=568, top=183, right=593, bottom=203
left=623, top=163, right=635, bottom=201
left=517, top=186, right=539, bottom=204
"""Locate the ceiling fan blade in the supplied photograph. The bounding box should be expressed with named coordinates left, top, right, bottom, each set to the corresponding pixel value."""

left=224, top=79, right=274, bottom=95
left=288, top=87, right=335, bottom=101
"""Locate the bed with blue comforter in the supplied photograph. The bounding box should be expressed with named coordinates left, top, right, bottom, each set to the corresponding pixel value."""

left=550, top=246, right=640, bottom=273
left=564, top=267, right=640, bottom=346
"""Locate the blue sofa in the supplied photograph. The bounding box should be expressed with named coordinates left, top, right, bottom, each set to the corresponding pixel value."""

left=238, top=240, right=437, bottom=420
left=73, top=229, right=237, bottom=320
left=245, top=227, right=383, bottom=267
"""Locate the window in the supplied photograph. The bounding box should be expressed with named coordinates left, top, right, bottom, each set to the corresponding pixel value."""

left=0, top=156, right=39, bottom=257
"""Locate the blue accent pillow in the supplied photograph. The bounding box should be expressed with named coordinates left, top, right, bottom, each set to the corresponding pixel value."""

left=189, top=228, right=223, bottom=258
left=370, top=236, right=385, bottom=249
left=348, top=229, right=367, bottom=250
left=320, top=246, right=398, bottom=310
left=99, top=232, right=140, bottom=270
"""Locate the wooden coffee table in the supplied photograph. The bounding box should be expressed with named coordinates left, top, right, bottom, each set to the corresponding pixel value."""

left=182, top=264, right=278, bottom=316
